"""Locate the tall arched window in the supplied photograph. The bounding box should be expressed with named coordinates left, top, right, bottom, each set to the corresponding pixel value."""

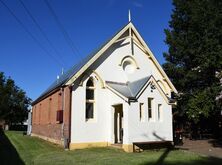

left=85, top=77, right=95, bottom=120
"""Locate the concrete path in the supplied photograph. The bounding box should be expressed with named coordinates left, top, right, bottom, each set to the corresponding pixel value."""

left=176, top=138, right=222, bottom=158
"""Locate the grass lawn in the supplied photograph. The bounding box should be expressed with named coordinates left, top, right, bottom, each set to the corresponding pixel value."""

left=1, top=131, right=222, bottom=165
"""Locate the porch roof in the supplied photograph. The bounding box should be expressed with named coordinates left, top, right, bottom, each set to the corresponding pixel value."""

left=106, top=76, right=151, bottom=99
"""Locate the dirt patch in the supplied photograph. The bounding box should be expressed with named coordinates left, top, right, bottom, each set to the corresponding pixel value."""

left=176, top=138, right=222, bottom=158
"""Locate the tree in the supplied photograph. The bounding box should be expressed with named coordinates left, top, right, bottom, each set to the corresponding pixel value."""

left=0, top=72, right=31, bottom=125
left=163, top=0, right=222, bottom=124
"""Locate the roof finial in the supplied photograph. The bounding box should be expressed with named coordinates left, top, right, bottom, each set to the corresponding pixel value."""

left=128, top=9, right=131, bottom=22
left=61, top=68, right=64, bottom=75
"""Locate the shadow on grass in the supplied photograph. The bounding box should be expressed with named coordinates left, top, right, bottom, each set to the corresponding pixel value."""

left=140, top=148, right=222, bottom=165
left=0, top=129, right=24, bottom=165
left=153, top=148, right=171, bottom=165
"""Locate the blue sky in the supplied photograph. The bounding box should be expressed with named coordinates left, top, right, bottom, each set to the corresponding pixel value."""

left=0, top=0, right=173, bottom=100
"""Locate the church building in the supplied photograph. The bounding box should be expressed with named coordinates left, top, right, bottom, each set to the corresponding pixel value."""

left=31, top=21, right=177, bottom=152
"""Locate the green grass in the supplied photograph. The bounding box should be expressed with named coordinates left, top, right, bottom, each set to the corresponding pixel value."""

left=1, top=131, right=222, bottom=165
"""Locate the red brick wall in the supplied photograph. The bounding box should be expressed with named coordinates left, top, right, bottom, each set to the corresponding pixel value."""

left=32, top=86, right=71, bottom=143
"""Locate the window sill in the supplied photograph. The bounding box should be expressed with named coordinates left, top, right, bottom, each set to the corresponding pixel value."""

left=85, top=118, right=96, bottom=123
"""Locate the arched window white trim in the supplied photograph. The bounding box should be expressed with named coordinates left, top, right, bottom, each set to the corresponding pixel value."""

left=119, top=56, right=139, bottom=74
left=79, top=71, right=105, bottom=88
left=85, top=77, right=95, bottom=120
left=119, top=55, right=140, bottom=69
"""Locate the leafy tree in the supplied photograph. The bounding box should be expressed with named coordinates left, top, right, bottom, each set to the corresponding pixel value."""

left=163, top=0, right=222, bottom=123
left=0, top=72, right=31, bottom=125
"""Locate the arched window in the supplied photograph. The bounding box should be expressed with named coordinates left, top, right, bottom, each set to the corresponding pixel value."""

left=85, top=77, right=95, bottom=120
left=122, top=60, right=136, bottom=74
left=120, top=56, right=139, bottom=74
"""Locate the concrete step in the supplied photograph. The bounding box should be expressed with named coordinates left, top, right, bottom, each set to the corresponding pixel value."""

left=110, top=143, right=122, bottom=149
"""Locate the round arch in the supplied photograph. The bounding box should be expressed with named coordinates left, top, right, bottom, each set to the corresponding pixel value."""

left=79, top=71, right=105, bottom=88
left=119, top=55, right=140, bottom=69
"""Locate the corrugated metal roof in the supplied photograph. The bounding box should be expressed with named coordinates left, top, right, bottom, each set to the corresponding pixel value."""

left=106, top=76, right=151, bottom=98
left=32, top=22, right=130, bottom=105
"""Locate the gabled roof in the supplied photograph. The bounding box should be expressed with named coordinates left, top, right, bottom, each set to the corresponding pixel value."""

left=106, top=76, right=176, bottom=104
left=106, top=76, right=150, bottom=98
left=64, top=22, right=178, bottom=92
left=32, top=23, right=130, bottom=105
left=32, top=21, right=178, bottom=105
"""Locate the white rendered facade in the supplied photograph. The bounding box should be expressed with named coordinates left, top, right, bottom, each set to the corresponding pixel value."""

left=69, top=23, right=177, bottom=152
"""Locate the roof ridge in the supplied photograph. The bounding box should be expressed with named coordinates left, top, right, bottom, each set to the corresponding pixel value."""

left=106, top=76, right=151, bottom=100
left=105, top=80, right=127, bottom=86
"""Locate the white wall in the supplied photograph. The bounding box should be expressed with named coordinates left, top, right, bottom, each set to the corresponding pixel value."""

left=130, top=43, right=171, bottom=95
left=91, top=39, right=171, bottom=96
left=128, top=83, right=173, bottom=144
left=70, top=36, right=173, bottom=144
left=91, top=38, right=131, bottom=83
left=71, top=74, right=127, bottom=143
left=71, top=74, right=109, bottom=143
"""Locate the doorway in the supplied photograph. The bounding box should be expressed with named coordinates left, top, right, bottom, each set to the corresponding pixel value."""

left=114, top=104, right=123, bottom=144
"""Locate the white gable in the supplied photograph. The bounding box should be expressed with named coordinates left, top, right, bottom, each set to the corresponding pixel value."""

left=66, top=22, right=177, bottom=96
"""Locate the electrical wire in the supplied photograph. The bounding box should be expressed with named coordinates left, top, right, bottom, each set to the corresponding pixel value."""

left=18, top=0, right=66, bottom=66
left=0, top=0, right=64, bottom=67
left=44, top=0, right=81, bottom=60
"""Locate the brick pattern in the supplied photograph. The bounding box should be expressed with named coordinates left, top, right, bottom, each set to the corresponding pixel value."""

left=32, top=86, right=71, bottom=143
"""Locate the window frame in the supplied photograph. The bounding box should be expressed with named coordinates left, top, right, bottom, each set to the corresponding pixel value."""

left=157, top=104, right=162, bottom=121
left=48, top=98, right=52, bottom=124
left=139, top=103, right=144, bottom=122
left=56, top=110, right=63, bottom=123
left=33, top=106, right=36, bottom=124
left=147, top=98, right=154, bottom=121
left=39, top=103, right=41, bottom=124
left=85, top=77, right=96, bottom=121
